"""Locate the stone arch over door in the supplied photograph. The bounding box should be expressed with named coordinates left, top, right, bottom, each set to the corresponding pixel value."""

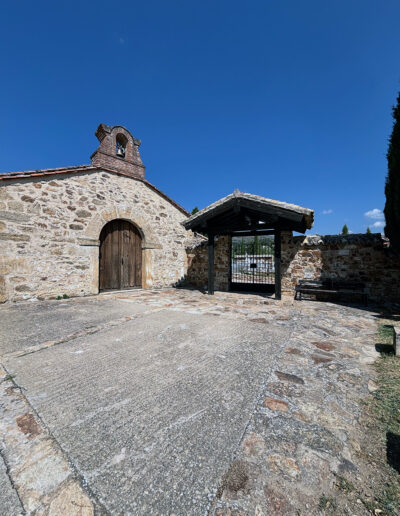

left=79, top=207, right=162, bottom=291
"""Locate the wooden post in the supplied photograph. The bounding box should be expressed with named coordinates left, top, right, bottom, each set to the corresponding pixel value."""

left=228, top=235, right=232, bottom=291
left=208, top=233, right=215, bottom=295
left=274, top=229, right=281, bottom=300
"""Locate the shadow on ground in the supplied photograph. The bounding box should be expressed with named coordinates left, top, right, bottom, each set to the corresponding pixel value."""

left=375, top=343, right=395, bottom=354
left=387, top=432, right=400, bottom=474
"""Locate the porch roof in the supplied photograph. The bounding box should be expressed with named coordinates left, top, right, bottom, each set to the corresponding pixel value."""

left=183, top=190, right=314, bottom=234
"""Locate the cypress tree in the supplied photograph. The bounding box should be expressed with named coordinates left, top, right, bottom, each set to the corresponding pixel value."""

left=366, top=227, right=371, bottom=234
left=191, top=206, right=199, bottom=215
left=384, top=91, right=400, bottom=253
left=341, top=224, right=349, bottom=235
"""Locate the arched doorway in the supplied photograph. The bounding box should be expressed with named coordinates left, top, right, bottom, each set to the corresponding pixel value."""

left=99, top=220, right=142, bottom=290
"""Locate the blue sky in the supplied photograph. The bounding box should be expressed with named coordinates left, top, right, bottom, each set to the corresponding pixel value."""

left=1, top=1, right=399, bottom=235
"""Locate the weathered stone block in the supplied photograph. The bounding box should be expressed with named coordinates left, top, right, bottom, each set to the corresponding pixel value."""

left=14, top=284, right=33, bottom=292
left=0, top=233, right=30, bottom=242
left=76, top=209, right=91, bottom=218
left=0, top=257, right=30, bottom=275
left=77, top=237, right=100, bottom=247
left=0, top=276, right=6, bottom=303
left=7, top=201, right=24, bottom=212
left=0, top=210, right=30, bottom=223
left=21, top=195, right=34, bottom=203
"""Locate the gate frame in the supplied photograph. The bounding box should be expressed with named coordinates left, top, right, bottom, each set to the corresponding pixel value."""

left=183, top=191, right=313, bottom=300
left=228, top=229, right=281, bottom=297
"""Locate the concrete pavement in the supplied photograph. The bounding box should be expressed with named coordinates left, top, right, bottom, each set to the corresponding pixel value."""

left=0, top=289, right=382, bottom=515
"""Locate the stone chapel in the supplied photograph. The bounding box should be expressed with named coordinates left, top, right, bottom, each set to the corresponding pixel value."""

left=0, top=124, right=198, bottom=302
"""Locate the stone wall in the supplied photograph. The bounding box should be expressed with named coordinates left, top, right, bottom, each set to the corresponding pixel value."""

left=0, top=170, right=196, bottom=302
left=282, top=232, right=400, bottom=302
left=2, top=165, right=399, bottom=305
left=184, top=231, right=400, bottom=303
left=185, top=236, right=230, bottom=291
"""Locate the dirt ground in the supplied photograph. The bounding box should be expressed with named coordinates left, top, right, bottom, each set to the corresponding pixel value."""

left=0, top=288, right=395, bottom=515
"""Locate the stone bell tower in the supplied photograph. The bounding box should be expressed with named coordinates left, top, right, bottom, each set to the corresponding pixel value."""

left=90, top=124, right=145, bottom=179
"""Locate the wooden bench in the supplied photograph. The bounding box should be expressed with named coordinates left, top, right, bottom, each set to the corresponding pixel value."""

left=295, top=279, right=368, bottom=305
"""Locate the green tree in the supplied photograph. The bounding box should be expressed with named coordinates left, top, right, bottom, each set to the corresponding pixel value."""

left=341, top=224, right=349, bottom=235
left=366, top=227, right=371, bottom=234
left=384, top=91, right=400, bottom=253
left=254, top=235, right=259, bottom=254
left=191, top=206, right=199, bottom=215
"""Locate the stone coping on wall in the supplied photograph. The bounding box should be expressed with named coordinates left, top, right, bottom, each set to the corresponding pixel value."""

left=294, top=233, right=388, bottom=247
left=185, top=232, right=387, bottom=250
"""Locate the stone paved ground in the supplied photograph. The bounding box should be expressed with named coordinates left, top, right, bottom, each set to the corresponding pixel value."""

left=0, top=289, right=382, bottom=515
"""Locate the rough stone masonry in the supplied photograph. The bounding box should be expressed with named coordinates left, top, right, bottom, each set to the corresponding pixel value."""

left=185, top=232, right=400, bottom=303
left=1, top=123, right=400, bottom=304
left=0, top=124, right=201, bottom=302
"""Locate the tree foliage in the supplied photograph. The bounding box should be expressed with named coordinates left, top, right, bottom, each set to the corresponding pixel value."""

left=191, top=206, right=199, bottom=215
left=341, top=224, right=349, bottom=235
left=384, top=91, right=400, bottom=253
left=366, top=227, right=371, bottom=234
left=232, top=236, right=274, bottom=256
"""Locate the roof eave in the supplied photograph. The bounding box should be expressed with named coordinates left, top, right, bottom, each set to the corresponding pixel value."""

left=183, top=194, right=314, bottom=232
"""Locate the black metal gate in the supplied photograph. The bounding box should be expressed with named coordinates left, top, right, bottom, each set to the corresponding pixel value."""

left=230, top=235, right=275, bottom=292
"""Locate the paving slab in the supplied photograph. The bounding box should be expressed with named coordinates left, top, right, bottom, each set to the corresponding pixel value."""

left=0, top=454, right=23, bottom=516
left=0, top=289, right=384, bottom=514
left=0, top=296, right=151, bottom=356
left=5, top=308, right=289, bottom=515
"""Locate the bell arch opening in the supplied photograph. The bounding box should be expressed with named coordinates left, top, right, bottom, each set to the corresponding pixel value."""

left=115, top=133, right=128, bottom=158
left=99, top=219, right=142, bottom=291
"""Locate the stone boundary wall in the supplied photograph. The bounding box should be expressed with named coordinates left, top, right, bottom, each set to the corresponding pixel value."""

left=0, top=170, right=198, bottom=302
left=281, top=232, right=400, bottom=302
left=184, top=232, right=400, bottom=303
left=184, top=236, right=230, bottom=291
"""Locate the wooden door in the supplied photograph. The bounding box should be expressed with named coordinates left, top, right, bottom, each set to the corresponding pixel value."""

left=99, top=220, right=142, bottom=290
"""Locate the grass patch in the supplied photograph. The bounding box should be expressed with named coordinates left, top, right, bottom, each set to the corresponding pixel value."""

left=373, top=343, right=400, bottom=439
left=318, top=495, right=337, bottom=510
left=334, top=474, right=355, bottom=494
left=365, top=322, right=400, bottom=514
left=317, top=320, right=400, bottom=515
left=2, top=374, right=15, bottom=382
left=378, top=324, right=394, bottom=344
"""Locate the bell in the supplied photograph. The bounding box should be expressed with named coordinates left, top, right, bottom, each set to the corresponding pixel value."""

left=116, top=147, right=125, bottom=157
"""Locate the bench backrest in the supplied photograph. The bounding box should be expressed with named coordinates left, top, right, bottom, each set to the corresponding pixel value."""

left=331, top=280, right=365, bottom=290
left=298, top=279, right=365, bottom=290
left=298, top=279, right=331, bottom=288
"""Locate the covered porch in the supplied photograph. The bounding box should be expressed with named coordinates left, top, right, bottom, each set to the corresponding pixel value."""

left=183, top=190, right=314, bottom=299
